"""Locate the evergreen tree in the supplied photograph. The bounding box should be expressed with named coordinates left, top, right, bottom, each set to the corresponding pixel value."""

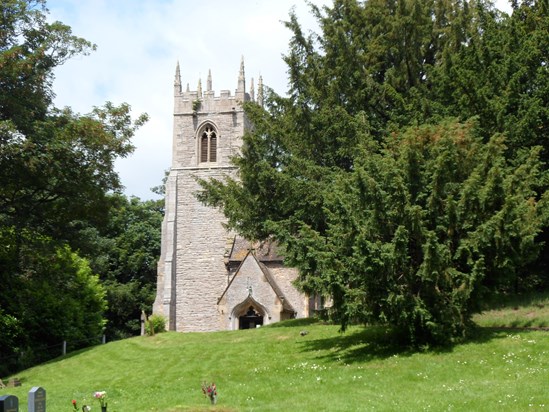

left=199, top=0, right=549, bottom=345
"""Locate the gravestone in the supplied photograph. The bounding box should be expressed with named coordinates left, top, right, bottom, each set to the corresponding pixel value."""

left=28, top=387, right=46, bottom=412
left=6, top=379, right=20, bottom=388
left=140, top=310, right=147, bottom=336
left=0, top=394, right=18, bottom=412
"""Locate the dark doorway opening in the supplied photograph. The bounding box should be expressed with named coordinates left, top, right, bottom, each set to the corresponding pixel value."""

left=239, top=306, right=264, bottom=329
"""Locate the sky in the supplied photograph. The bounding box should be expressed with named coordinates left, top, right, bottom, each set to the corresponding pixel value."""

left=46, top=0, right=512, bottom=200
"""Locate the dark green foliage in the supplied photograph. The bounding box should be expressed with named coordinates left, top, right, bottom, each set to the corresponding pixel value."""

left=0, top=105, right=147, bottom=240
left=103, top=196, right=162, bottom=339
left=0, top=0, right=95, bottom=133
left=199, top=0, right=549, bottom=345
left=105, top=280, right=156, bottom=340
left=59, top=195, right=162, bottom=340
left=90, top=195, right=163, bottom=340
left=0, top=229, right=106, bottom=376
left=0, top=1, right=151, bottom=374
left=0, top=308, right=23, bottom=377
left=102, top=196, right=163, bottom=285
left=314, top=121, right=547, bottom=344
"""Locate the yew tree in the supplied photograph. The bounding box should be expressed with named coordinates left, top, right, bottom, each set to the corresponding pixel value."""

left=199, top=0, right=549, bottom=345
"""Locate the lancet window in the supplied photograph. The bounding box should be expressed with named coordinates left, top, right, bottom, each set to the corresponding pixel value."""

left=199, top=124, right=217, bottom=163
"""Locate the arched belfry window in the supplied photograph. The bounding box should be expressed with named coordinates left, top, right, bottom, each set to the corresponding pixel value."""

left=199, top=124, right=217, bottom=163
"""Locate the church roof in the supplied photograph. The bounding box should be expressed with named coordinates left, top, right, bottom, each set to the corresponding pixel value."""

left=218, top=249, right=295, bottom=314
left=256, top=260, right=295, bottom=313
left=227, top=237, right=284, bottom=263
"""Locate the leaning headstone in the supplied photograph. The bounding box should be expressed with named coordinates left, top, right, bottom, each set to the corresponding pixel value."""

left=28, top=387, right=46, bottom=412
left=0, top=394, right=18, bottom=412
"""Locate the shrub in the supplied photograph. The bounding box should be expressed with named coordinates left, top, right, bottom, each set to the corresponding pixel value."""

left=145, top=314, right=166, bottom=336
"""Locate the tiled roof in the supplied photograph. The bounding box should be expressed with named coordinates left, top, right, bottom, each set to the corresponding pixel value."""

left=228, top=237, right=284, bottom=262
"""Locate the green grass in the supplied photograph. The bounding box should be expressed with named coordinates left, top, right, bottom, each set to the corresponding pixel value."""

left=2, top=311, right=549, bottom=411
left=473, top=291, right=549, bottom=329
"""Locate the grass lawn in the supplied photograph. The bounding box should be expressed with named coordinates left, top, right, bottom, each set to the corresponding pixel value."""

left=2, top=296, right=549, bottom=411
left=473, top=291, right=549, bottom=329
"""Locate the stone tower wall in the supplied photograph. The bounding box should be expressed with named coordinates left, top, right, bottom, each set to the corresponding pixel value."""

left=153, top=60, right=253, bottom=332
left=172, top=92, right=247, bottom=169
left=173, top=167, right=235, bottom=332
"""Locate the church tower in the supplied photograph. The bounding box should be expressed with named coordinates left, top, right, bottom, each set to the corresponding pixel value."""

left=153, top=58, right=251, bottom=332
left=154, top=58, right=311, bottom=332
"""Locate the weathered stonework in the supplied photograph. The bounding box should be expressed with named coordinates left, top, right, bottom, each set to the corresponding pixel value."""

left=154, top=59, right=310, bottom=332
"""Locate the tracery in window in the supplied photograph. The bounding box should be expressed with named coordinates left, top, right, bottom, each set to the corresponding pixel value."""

left=199, top=125, right=217, bottom=163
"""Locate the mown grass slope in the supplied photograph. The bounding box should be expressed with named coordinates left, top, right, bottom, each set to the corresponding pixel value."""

left=3, top=295, right=549, bottom=411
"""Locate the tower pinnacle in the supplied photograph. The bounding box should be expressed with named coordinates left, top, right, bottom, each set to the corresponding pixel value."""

left=250, top=77, right=255, bottom=101
left=174, top=61, right=182, bottom=94
left=236, top=55, right=246, bottom=97
left=257, top=75, right=264, bottom=107
left=207, top=69, right=212, bottom=92
left=197, top=78, right=202, bottom=98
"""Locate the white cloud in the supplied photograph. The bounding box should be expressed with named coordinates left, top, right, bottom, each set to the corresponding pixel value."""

left=46, top=0, right=512, bottom=199
left=48, top=0, right=324, bottom=199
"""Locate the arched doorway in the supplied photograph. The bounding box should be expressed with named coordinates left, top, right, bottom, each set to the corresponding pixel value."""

left=238, top=306, right=264, bottom=329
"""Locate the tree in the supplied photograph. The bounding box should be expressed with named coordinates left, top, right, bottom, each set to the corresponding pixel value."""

left=0, top=104, right=148, bottom=240
left=0, top=0, right=148, bottom=372
left=308, top=121, right=547, bottom=344
left=198, top=0, right=549, bottom=345
left=0, top=229, right=106, bottom=375
left=73, top=195, right=163, bottom=340
left=0, top=0, right=94, bottom=133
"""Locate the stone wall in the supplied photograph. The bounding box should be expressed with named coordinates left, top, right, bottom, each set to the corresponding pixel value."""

left=173, top=167, right=233, bottom=331
left=172, top=104, right=246, bottom=169
left=268, top=264, right=310, bottom=318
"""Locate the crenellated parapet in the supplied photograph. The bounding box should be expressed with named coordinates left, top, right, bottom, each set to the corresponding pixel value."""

left=169, top=57, right=263, bottom=170
left=173, top=56, right=263, bottom=115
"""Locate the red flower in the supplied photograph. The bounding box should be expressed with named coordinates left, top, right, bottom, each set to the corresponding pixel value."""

left=201, top=381, right=218, bottom=402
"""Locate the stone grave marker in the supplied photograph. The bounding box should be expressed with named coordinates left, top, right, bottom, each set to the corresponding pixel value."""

left=6, top=379, right=20, bottom=388
left=0, top=394, right=18, bottom=412
left=28, top=387, right=46, bottom=412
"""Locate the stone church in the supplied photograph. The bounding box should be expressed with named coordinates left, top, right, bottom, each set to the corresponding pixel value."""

left=153, top=58, right=313, bottom=332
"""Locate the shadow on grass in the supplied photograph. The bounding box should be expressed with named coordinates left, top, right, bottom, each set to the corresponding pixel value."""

left=297, top=325, right=415, bottom=364
left=265, top=318, right=323, bottom=328
left=480, top=290, right=549, bottom=311
left=3, top=341, right=103, bottom=383
left=12, top=343, right=102, bottom=383
left=296, top=324, right=539, bottom=365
